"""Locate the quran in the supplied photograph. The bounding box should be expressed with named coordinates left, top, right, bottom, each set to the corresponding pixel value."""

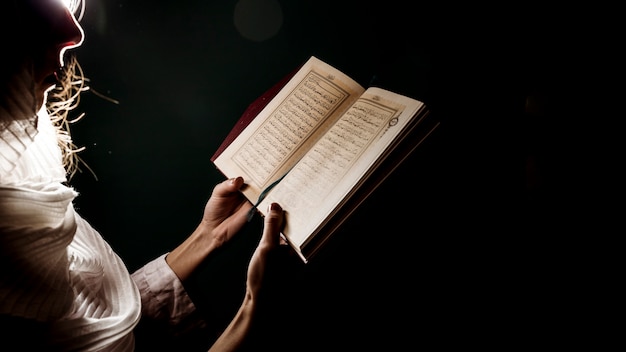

left=212, top=56, right=438, bottom=263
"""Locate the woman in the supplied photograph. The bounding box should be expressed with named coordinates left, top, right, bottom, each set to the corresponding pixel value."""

left=0, top=0, right=285, bottom=350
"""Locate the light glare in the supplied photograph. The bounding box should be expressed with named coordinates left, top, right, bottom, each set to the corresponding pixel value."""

left=58, top=0, right=85, bottom=21
left=60, top=0, right=72, bottom=9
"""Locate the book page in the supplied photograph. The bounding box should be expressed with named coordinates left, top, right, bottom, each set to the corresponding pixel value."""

left=213, top=56, right=365, bottom=203
left=257, top=87, right=426, bottom=253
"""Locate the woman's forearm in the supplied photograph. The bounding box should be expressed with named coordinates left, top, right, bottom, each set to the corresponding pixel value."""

left=208, top=293, right=256, bottom=352
left=165, top=224, right=218, bottom=282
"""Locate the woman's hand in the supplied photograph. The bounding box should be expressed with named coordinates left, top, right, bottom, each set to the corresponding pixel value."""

left=245, top=202, right=284, bottom=301
left=166, top=176, right=253, bottom=281
left=199, top=176, right=253, bottom=247
left=208, top=202, right=285, bottom=352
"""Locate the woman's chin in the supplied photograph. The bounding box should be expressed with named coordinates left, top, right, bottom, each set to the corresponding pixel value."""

left=38, top=83, right=56, bottom=109
left=36, top=89, right=49, bottom=112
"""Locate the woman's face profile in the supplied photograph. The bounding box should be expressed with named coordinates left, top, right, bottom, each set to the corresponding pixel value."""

left=14, top=0, right=85, bottom=110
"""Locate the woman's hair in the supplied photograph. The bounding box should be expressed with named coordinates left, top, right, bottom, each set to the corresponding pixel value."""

left=45, top=53, right=92, bottom=180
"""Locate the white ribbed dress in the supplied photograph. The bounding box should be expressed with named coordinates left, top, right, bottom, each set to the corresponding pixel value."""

left=0, top=75, right=202, bottom=350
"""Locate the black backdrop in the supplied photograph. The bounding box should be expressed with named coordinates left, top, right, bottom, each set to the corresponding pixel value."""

left=67, top=0, right=580, bottom=350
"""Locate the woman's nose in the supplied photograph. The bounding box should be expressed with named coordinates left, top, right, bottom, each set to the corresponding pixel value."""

left=58, top=9, right=84, bottom=49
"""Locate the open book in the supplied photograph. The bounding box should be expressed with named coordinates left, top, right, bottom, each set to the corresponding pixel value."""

left=212, top=56, right=439, bottom=263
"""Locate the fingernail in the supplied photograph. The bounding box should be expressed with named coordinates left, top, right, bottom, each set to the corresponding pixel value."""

left=268, top=202, right=281, bottom=212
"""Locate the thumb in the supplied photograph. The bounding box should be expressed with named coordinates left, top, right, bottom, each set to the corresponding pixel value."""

left=261, top=202, right=283, bottom=249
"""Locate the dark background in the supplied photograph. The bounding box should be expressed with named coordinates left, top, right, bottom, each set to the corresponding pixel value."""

left=67, top=0, right=593, bottom=350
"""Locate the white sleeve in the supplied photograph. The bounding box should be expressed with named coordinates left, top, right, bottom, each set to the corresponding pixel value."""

left=131, top=253, right=207, bottom=335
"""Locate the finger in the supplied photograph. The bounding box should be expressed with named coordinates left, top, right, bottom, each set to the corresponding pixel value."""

left=212, top=176, right=245, bottom=197
left=227, top=199, right=254, bottom=228
left=261, top=202, right=283, bottom=249
left=228, top=176, right=245, bottom=190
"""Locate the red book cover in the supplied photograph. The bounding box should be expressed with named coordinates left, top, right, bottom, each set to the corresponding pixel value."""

left=211, top=68, right=299, bottom=162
